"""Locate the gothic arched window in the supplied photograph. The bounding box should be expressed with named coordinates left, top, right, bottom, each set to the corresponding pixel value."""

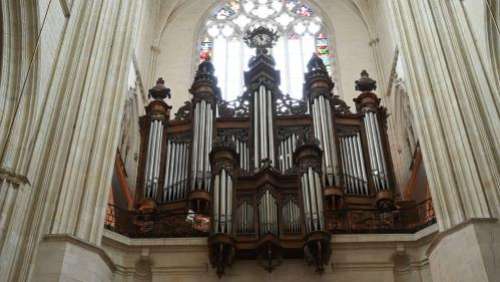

left=199, top=0, right=332, bottom=100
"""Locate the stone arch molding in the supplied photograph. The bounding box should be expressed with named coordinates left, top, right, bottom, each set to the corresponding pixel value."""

left=0, top=0, right=39, bottom=184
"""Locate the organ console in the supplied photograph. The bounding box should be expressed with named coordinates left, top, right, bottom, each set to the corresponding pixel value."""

left=134, top=26, right=399, bottom=275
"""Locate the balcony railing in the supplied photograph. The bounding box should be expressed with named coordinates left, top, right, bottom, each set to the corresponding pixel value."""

left=105, top=199, right=435, bottom=238
left=105, top=205, right=209, bottom=238
left=326, top=198, right=436, bottom=234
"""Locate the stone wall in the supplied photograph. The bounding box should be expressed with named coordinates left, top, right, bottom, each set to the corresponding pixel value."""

left=102, top=225, right=437, bottom=282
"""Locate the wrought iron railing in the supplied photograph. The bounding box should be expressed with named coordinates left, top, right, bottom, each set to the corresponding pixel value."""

left=105, top=199, right=435, bottom=238
left=325, top=198, right=436, bottom=234
left=104, top=204, right=209, bottom=238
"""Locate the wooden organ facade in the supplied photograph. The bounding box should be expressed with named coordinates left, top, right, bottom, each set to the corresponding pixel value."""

left=125, top=27, right=429, bottom=276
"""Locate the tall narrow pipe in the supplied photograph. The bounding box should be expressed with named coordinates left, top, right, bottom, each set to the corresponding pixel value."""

left=254, top=91, right=259, bottom=168
left=355, top=133, right=368, bottom=195
left=213, top=174, right=220, bottom=232
left=191, top=105, right=200, bottom=190
left=221, top=169, right=227, bottom=233
left=372, top=113, right=388, bottom=187
left=308, top=167, right=319, bottom=230
left=314, top=172, right=324, bottom=229
left=227, top=175, right=233, bottom=234
left=267, top=90, right=275, bottom=165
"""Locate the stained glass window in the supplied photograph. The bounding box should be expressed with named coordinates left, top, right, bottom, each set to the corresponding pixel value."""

left=199, top=0, right=333, bottom=100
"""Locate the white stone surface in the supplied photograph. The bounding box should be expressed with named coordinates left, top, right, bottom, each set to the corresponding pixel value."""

left=33, top=235, right=115, bottom=282
left=428, top=220, right=500, bottom=282
left=102, top=225, right=437, bottom=282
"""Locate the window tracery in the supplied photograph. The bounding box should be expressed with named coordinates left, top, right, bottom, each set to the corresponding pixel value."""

left=199, top=0, right=333, bottom=100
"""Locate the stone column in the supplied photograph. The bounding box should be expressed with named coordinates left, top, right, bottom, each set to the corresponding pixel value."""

left=26, top=0, right=141, bottom=281
left=389, top=1, right=500, bottom=281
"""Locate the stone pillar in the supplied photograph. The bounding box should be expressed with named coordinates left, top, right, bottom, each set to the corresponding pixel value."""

left=389, top=1, right=500, bottom=281
left=27, top=0, right=141, bottom=281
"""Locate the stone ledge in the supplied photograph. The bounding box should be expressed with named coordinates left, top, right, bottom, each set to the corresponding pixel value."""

left=43, top=233, right=117, bottom=272
left=103, top=224, right=438, bottom=248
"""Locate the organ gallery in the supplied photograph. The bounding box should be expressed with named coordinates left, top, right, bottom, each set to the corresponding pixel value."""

left=108, top=27, right=434, bottom=276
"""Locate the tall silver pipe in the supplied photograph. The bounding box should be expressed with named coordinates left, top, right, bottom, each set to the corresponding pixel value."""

left=301, top=175, right=311, bottom=232
left=169, top=143, right=177, bottom=200
left=267, top=90, right=275, bottom=165
left=318, top=96, right=331, bottom=171
left=259, top=88, right=265, bottom=161
left=184, top=144, right=190, bottom=197
left=227, top=174, right=233, bottom=234
left=350, top=136, right=362, bottom=194
left=167, top=142, right=174, bottom=200
left=325, top=100, right=339, bottom=185
left=364, top=115, right=379, bottom=191
left=314, top=172, right=324, bottom=229
left=148, top=121, right=159, bottom=197
left=221, top=169, right=227, bottom=233
left=191, top=105, right=200, bottom=190
left=179, top=143, right=188, bottom=198
left=254, top=91, right=259, bottom=168
left=339, top=138, right=347, bottom=190
left=307, top=167, right=318, bottom=230
left=154, top=122, right=163, bottom=198
left=346, top=138, right=355, bottom=193
left=177, top=143, right=185, bottom=199
left=368, top=113, right=384, bottom=190
left=348, top=137, right=359, bottom=194
left=197, top=101, right=206, bottom=190
left=163, top=140, right=172, bottom=201
left=213, top=174, right=220, bottom=232
left=205, top=106, right=213, bottom=191
left=340, top=138, right=349, bottom=192
left=372, top=113, right=388, bottom=187
left=356, top=133, right=369, bottom=195
left=144, top=121, right=154, bottom=194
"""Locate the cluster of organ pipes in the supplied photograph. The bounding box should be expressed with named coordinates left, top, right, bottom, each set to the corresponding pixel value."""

left=363, top=111, right=389, bottom=191
left=258, top=189, right=278, bottom=235
left=213, top=168, right=234, bottom=234
left=231, top=136, right=250, bottom=171
left=143, top=119, right=164, bottom=199
left=339, top=133, right=369, bottom=195
left=135, top=30, right=398, bottom=275
left=278, top=133, right=298, bottom=173
left=253, top=85, right=276, bottom=169
left=311, top=94, right=339, bottom=187
left=191, top=99, right=214, bottom=192
left=162, top=140, right=190, bottom=202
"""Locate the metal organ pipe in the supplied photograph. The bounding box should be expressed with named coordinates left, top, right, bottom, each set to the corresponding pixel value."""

left=314, top=172, right=324, bottom=229
left=356, top=133, right=369, bottom=195
left=267, top=90, right=275, bottom=165
left=307, top=167, right=319, bottom=230
left=221, top=169, right=227, bottom=233
left=191, top=105, right=200, bottom=191
left=259, top=88, right=265, bottom=161
left=197, top=101, right=206, bottom=190
left=363, top=114, right=379, bottom=192
left=227, top=175, right=233, bottom=233
left=371, top=113, right=388, bottom=188
left=213, top=174, right=220, bottom=232
left=349, top=137, right=361, bottom=194
left=254, top=92, right=259, bottom=168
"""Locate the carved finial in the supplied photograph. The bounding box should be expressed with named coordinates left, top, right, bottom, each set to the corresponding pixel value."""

left=197, top=59, right=215, bottom=75
left=307, top=53, right=327, bottom=72
left=149, top=77, right=171, bottom=100
left=355, top=70, right=377, bottom=92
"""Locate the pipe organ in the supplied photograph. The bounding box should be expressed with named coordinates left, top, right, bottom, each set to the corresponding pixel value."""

left=135, top=27, right=397, bottom=275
